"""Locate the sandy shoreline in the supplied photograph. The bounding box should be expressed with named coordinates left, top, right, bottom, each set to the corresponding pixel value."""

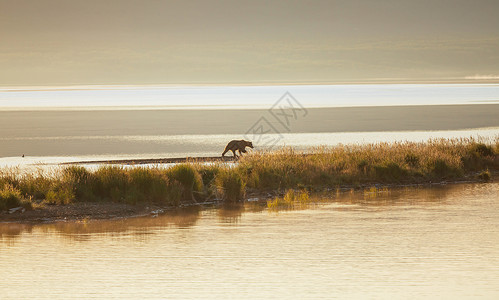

left=60, top=156, right=236, bottom=165
left=2, top=104, right=498, bottom=158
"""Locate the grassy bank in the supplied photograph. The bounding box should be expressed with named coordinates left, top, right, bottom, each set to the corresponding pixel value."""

left=1, top=138, right=498, bottom=212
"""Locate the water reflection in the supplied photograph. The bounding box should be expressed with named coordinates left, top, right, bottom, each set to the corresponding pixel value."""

left=0, top=182, right=483, bottom=243
left=1, top=183, right=498, bottom=299
left=328, top=184, right=454, bottom=209
left=0, top=223, right=33, bottom=246
left=217, top=204, right=247, bottom=224
left=0, top=206, right=202, bottom=243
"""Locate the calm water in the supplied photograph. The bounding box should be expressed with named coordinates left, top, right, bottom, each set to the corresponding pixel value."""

left=2, top=84, right=499, bottom=109
left=1, top=85, right=499, bottom=168
left=1, top=183, right=499, bottom=299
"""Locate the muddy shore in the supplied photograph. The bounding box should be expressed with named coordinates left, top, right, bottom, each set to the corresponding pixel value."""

left=0, top=202, right=156, bottom=223
left=1, top=176, right=491, bottom=224
left=60, top=156, right=236, bottom=165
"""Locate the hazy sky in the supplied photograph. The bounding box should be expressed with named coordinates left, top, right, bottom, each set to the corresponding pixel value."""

left=1, top=0, right=499, bottom=86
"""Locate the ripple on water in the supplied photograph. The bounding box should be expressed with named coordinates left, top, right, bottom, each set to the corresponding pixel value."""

left=1, top=183, right=499, bottom=299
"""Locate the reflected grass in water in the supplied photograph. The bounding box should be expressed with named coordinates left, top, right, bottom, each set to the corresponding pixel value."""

left=0, top=182, right=494, bottom=244
left=267, top=189, right=312, bottom=210
left=1, top=183, right=498, bottom=299
left=0, top=206, right=202, bottom=244
left=0, top=138, right=497, bottom=215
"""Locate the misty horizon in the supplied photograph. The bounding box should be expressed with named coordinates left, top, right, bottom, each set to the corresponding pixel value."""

left=1, top=0, right=499, bottom=86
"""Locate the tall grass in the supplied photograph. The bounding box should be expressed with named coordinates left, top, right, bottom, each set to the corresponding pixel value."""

left=166, top=164, right=203, bottom=203
left=267, top=189, right=310, bottom=210
left=0, top=184, right=31, bottom=211
left=238, top=138, right=498, bottom=190
left=0, top=138, right=497, bottom=210
left=215, top=169, right=246, bottom=202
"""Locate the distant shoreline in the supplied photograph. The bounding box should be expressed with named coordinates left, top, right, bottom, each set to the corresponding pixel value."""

left=1, top=102, right=499, bottom=113
left=2, top=79, right=499, bottom=91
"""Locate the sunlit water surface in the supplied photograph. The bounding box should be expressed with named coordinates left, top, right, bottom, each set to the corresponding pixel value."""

left=2, top=84, right=498, bottom=109
left=1, top=183, right=498, bottom=299
left=1, top=128, right=498, bottom=172
left=1, top=84, right=498, bottom=171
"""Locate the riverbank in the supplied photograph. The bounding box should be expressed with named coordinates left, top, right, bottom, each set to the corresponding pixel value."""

left=1, top=138, right=497, bottom=223
left=1, top=177, right=494, bottom=224
left=60, top=156, right=236, bottom=165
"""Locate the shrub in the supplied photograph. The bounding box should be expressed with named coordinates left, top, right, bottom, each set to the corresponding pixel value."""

left=93, top=166, right=129, bottom=202
left=127, top=168, right=168, bottom=204
left=215, top=170, right=246, bottom=202
left=17, top=174, right=53, bottom=200
left=45, top=182, right=74, bottom=205
left=374, top=162, right=408, bottom=182
left=429, top=159, right=460, bottom=178
left=283, top=189, right=310, bottom=205
left=197, top=165, right=219, bottom=186
left=357, top=159, right=369, bottom=174
left=311, top=171, right=334, bottom=186
left=470, top=143, right=494, bottom=157
left=167, top=164, right=203, bottom=202
left=197, top=165, right=221, bottom=198
left=461, top=143, right=497, bottom=171
left=404, top=153, right=420, bottom=167
left=478, top=170, right=491, bottom=182
left=267, top=189, right=310, bottom=210
left=0, top=184, right=30, bottom=211
left=63, top=166, right=96, bottom=201
left=165, top=180, right=183, bottom=206
left=0, top=172, right=17, bottom=189
left=267, top=196, right=292, bottom=210
left=247, top=166, right=283, bottom=190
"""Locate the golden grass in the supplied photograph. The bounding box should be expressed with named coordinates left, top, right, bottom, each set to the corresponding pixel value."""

left=0, top=137, right=497, bottom=210
left=238, top=137, right=498, bottom=190
left=267, top=189, right=311, bottom=210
